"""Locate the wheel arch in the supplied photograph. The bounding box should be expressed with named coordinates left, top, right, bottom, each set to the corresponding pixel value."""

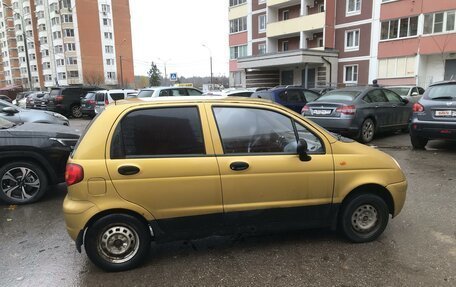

left=0, top=152, right=57, bottom=184
left=340, top=183, right=394, bottom=216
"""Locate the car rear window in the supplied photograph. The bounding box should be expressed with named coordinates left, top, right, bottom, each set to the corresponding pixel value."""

left=388, top=87, right=410, bottom=97
left=137, top=90, right=154, bottom=98
left=251, top=91, right=273, bottom=100
left=85, top=92, right=96, bottom=100
left=187, top=89, right=202, bottom=96
left=315, top=91, right=360, bottom=102
left=50, top=89, right=62, bottom=97
left=110, top=93, right=125, bottom=101
left=425, top=85, right=456, bottom=100
left=95, top=93, right=105, bottom=102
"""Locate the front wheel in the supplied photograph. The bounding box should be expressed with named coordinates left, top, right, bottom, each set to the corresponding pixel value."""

left=84, top=214, right=151, bottom=272
left=359, top=118, right=375, bottom=143
left=71, top=105, right=82, bottom=118
left=0, top=161, right=48, bottom=204
left=339, top=194, right=389, bottom=243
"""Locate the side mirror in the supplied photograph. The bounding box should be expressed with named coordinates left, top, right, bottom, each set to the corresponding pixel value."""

left=411, top=92, right=419, bottom=97
left=297, top=140, right=311, bottom=162
left=401, top=97, right=409, bottom=104
left=2, top=107, right=19, bottom=115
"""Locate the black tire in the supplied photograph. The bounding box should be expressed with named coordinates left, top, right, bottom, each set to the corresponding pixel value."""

left=339, top=194, right=389, bottom=243
left=410, top=134, right=428, bottom=149
left=359, top=118, right=375, bottom=143
left=84, top=214, right=151, bottom=272
left=71, top=105, right=83, bottom=118
left=0, top=161, right=48, bottom=204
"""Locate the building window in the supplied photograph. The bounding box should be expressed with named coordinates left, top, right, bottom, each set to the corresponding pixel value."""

left=55, top=45, right=64, bottom=53
left=42, top=49, right=50, bottom=57
left=60, top=0, right=71, bottom=9
left=39, top=37, right=47, bottom=44
left=319, top=4, right=325, bottom=13
left=63, top=29, right=74, bottom=37
left=67, top=57, right=78, bottom=65
left=61, top=14, right=73, bottom=23
left=346, top=0, right=361, bottom=15
left=29, top=53, right=36, bottom=60
left=51, top=17, right=60, bottom=25
left=105, top=45, right=114, bottom=53
left=58, top=72, right=66, bottom=80
left=104, top=32, right=113, bottom=39
left=229, top=0, right=246, bottom=7
left=230, top=45, right=247, bottom=59
left=103, top=18, right=112, bottom=26
left=37, top=11, right=45, bottom=19
left=106, top=58, right=115, bottom=65
left=31, top=65, right=37, bottom=72
left=107, top=72, right=116, bottom=79
left=101, top=4, right=111, bottom=13
left=282, top=41, right=289, bottom=51
left=344, top=65, right=358, bottom=84
left=43, top=62, right=51, bottom=70
left=53, top=31, right=62, bottom=39
left=258, top=43, right=266, bottom=55
left=44, top=74, right=53, bottom=81
left=38, top=24, right=46, bottom=31
left=229, top=17, right=247, bottom=33
left=282, top=10, right=289, bottom=21
left=258, top=0, right=266, bottom=3
left=345, top=29, right=360, bottom=51
left=69, top=71, right=79, bottom=78
left=56, top=59, right=65, bottom=66
left=381, top=16, right=418, bottom=40
left=65, top=43, right=76, bottom=51
left=378, top=56, right=416, bottom=79
left=259, top=14, right=266, bottom=33
left=424, top=10, right=456, bottom=35
left=318, top=38, right=324, bottom=47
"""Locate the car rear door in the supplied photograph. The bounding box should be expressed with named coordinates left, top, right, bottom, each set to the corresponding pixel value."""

left=384, top=89, right=411, bottom=127
left=206, top=103, right=334, bottom=230
left=278, top=89, right=306, bottom=113
left=105, top=104, right=224, bottom=239
left=365, top=89, right=390, bottom=129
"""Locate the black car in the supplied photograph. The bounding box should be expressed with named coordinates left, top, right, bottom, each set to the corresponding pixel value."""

left=410, top=81, right=456, bottom=149
left=47, top=86, right=103, bottom=118
left=0, top=95, right=12, bottom=103
left=26, top=92, right=49, bottom=110
left=0, top=117, right=80, bottom=204
left=251, top=86, right=320, bottom=113
left=81, top=91, right=98, bottom=118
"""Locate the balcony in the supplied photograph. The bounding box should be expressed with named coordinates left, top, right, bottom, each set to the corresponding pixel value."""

left=267, top=0, right=300, bottom=8
left=228, top=2, right=248, bottom=20
left=267, top=12, right=325, bottom=38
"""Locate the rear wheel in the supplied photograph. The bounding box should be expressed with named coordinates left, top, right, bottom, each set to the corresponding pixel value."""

left=71, top=105, right=82, bottom=118
left=410, top=134, right=428, bottom=149
left=0, top=161, right=48, bottom=204
left=359, top=118, right=375, bottom=143
left=339, top=194, right=389, bottom=243
left=84, top=214, right=151, bottom=272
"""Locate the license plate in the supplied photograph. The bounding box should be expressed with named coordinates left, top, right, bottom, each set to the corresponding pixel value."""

left=435, top=110, right=455, bottom=117
left=312, top=109, right=331, bottom=115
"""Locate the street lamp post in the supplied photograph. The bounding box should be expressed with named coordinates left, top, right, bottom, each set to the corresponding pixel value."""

left=202, top=44, right=213, bottom=85
left=3, top=3, right=32, bottom=90
left=158, top=58, right=171, bottom=86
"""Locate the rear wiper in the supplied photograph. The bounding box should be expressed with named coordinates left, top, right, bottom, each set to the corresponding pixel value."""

left=431, top=96, right=454, bottom=100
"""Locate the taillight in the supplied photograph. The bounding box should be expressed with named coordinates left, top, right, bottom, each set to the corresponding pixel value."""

left=336, top=105, right=356, bottom=115
left=301, top=105, right=309, bottom=114
left=55, top=95, right=64, bottom=103
left=105, top=98, right=109, bottom=105
left=65, top=164, right=84, bottom=186
left=87, top=100, right=95, bottom=105
left=413, top=103, right=424, bottom=112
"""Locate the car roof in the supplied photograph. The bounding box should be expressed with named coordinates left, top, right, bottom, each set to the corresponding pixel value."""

left=140, top=86, right=199, bottom=90
left=429, top=80, right=456, bottom=87
left=115, top=96, right=274, bottom=106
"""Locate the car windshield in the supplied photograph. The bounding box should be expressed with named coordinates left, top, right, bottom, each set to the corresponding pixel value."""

left=315, top=91, right=360, bottom=102
left=137, top=90, right=154, bottom=98
left=0, top=117, right=15, bottom=129
left=85, top=92, right=96, bottom=99
left=388, top=87, right=410, bottom=96
left=425, top=85, right=456, bottom=100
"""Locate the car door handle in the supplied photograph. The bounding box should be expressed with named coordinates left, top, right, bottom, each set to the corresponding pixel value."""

left=230, top=161, right=249, bottom=171
left=118, top=165, right=140, bottom=175
left=392, top=105, right=397, bottom=108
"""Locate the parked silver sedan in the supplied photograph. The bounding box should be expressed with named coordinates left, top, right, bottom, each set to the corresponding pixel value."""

left=0, top=99, right=69, bottom=125
left=302, top=86, right=412, bottom=143
left=387, top=86, right=425, bottom=103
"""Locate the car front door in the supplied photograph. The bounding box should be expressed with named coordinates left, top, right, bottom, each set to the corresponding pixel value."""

left=105, top=104, right=224, bottom=240
left=207, top=103, right=334, bottom=230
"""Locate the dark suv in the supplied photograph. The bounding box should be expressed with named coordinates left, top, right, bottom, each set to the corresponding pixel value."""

left=47, top=86, right=103, bottom=118
left=251, top=86, right=320, bottom=113
left=410, top=81, right=456, bottom=149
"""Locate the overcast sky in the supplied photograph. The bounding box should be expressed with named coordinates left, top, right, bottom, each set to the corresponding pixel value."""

left=130, top=0, right=229, bottom=78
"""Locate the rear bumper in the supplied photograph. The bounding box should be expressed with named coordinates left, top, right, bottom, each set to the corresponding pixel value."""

left=306, top=117, right=358, bottom=135
left=81, top=108, right=95, bottom=116
left=410, top=118, right=456, bottom=140
left=63, top=196, right=98, bottom=241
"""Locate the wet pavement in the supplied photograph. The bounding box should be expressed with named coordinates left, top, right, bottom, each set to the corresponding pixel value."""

left=0, top=119, right=455, bottom=286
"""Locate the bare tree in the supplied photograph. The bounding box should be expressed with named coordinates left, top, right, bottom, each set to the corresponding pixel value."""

left=84, top=71, right=105, bottom=86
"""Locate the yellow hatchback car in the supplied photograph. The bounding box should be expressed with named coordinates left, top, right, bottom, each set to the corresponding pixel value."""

left=63, top=96, right=407, bottom=271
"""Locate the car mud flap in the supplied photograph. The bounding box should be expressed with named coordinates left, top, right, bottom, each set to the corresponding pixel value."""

left=76, top=229, right=84, bottom=253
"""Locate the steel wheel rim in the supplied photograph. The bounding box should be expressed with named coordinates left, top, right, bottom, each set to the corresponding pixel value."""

left=351, top=204, right=378, bottom=233
left=98, top=224, right=140, bottom=264
left=362, top=120, right=374, bottom=141
left=1, top=167, right=41, bottom=202
left=72, top=106, right=82, bottom=118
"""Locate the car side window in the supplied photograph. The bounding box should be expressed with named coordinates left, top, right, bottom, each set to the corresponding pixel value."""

left=303, top=91, right=319, bottom=102
left=418, top=87, right=425, bottom=95
left=294, top=122, right=324, bottom=154
left=171, top=89, right=188, bottom=96
left=95, top=93, right=105, bottom=102
left=187, top=89, right=202, bottom=96
left=279, top=90, right=304, bottom=103
left=213, top=107, right=297, bottom=154
left=367, top=89, right=388, bottom=103
left=111, top=107, right=205, bottom=158
left=159, top=90, right=171, bottom=97
left=384, top=90, right=402, bottom=103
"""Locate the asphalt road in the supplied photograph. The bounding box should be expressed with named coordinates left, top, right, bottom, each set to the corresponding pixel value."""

left=0, top=119, right=455, bottom=287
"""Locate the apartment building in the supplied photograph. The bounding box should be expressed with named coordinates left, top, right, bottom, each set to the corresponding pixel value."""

left=0, top=0, right=134, bottom=90
left=229, top=0, right=456, bottom=88
left=228, top=0, right=338, bottom=88
left=378, top=0, right=456, bottom=87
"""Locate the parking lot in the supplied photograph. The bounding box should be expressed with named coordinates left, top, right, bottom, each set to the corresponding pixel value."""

left=0, top=118, right=455, bottom=287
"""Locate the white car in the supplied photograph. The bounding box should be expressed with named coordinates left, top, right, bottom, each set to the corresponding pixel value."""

left=387, top=86, right=425, bottom=103
left=203, top=88, right=254, bottom=97
left=136, top=86, right=203, bottom=98
left=94, top=89, right=137, bottom=114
